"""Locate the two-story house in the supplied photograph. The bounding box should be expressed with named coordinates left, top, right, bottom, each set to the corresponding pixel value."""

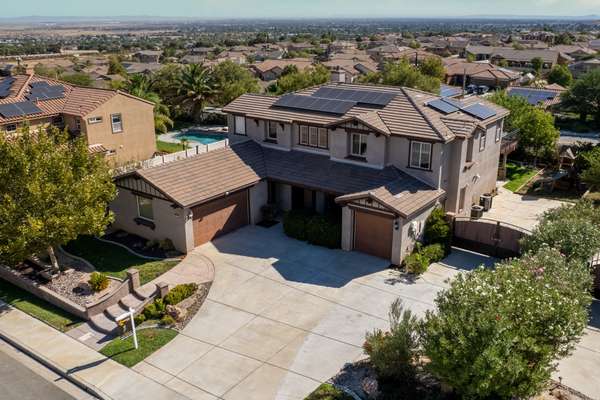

left=110, top=83, right=507, bottom=265
left=0, top=74, right=156, bottom=165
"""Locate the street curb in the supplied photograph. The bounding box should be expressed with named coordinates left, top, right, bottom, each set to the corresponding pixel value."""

left=0, top=326, right=110, bottom=400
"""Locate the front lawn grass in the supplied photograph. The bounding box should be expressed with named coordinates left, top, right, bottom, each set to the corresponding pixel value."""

left=503, top=163, right=539, bottom=192
left=305, top=384, right=353, bottom=400
left=0, top=279, right=82, bottom=332
left=64, top=236, right=179, bottom=285
left=156, top=140, right=187, bottom=154
left=100, top=328, right=177, bottom=367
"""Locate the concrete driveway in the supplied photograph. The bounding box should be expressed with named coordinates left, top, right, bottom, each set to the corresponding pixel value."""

left=139, top=225, right=492, bottom=400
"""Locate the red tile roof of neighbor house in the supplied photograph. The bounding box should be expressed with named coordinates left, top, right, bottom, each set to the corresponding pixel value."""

left=223, top=83, right=509, bottom=142
left=123, top=140, right=444, bottom=218
left=0, top=74, right=154, bottom=125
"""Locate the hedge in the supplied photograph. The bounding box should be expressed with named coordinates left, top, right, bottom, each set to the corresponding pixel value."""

left=283, top=210, right=341, bottom=249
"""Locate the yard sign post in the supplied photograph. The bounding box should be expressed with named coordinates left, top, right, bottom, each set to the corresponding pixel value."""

left=115, top=308, right=138, bottom=350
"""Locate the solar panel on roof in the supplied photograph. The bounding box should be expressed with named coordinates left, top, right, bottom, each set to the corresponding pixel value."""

left=14, top=101, right=42, bottom=115
left=273, top=94, right=356, bottom=115
left=312, top=87, right=396, bottom=107
left=440, top=85, right=462, bottom=98
left=427, top=99, right=459, bottom=114
left=0, top=101, right=42, bottom=118
left=508, top=88, right=558, bottom=105
left=0, top=103, right=23, bottom=118
left=462, top=103, right=497, bottom=120
left=442, top=97, right=464, bottom=109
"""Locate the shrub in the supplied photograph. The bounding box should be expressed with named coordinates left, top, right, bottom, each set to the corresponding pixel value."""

left=88, top=272, right=109, bottom=292
left=423, top=208, right=450, bottom=249
left=421, top=248, right=592, bottom=399
left=421, top=243, right=445, bottom=263
left=403, top=252, right=430, bottom=274
left=164, top=283, right=198, bottom=305
left=306, top=215, right=342, bottom=249
left=158, top=238, right=174, bottom=251
left=143, top=298, right=166, bottom=320
left=364, top=299, right=421, bottom=383
left=161, top=314, right=176, bottom=326
left=133, top=313, right=146, bottom=326
left=283, top=210, right=310, bottom=241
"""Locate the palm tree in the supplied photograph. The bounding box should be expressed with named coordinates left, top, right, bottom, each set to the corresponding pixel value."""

left=126, top=74, right=174, bottom=135
left=174, top=64, right=217, bottom=122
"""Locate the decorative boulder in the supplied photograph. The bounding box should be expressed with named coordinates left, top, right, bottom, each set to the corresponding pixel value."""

left=362, top=376, right=380, bottom=399
left=166, top=304, right=187, bottom=322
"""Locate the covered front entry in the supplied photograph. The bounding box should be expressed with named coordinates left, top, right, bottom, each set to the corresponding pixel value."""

left=192, top=190, right=249, bottom=247
left=353, top=208, right=394, bottom=260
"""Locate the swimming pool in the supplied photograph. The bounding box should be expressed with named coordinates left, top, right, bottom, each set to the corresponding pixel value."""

left=173, top=130, right=227, bottom=145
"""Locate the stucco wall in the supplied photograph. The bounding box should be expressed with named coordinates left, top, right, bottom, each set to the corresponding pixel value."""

left=388, top=136, right=445, bottom=189
left=341, top=206, right=353, bottom=251
left=109, top=188, right=191, bottom=253
left=278, top=183, right=292, bottom=211
left=399, top=204, right=438, bottom=261
left=249, top=180, right=268, bottom=224
left=82, top=93, right=156, bottom=165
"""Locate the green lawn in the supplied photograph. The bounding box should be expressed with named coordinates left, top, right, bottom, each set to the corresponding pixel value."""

left=64, top=236, right=179, bottom=285
left=100, top=328, right=177, bottom=367
left=305, top=384, right=353, bottom=400
left=0, top=279, right=82, bottom=332
left=156, top=140, right=187, bottom=154
left=503, top=163, right=539, bottom=192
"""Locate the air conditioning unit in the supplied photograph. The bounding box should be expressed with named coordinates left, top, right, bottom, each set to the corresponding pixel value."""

left=480, top=194, right=493, bottom=211
left=471, top=205, right=484, bottom=219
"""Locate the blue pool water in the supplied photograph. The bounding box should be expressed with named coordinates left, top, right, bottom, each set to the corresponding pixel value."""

left=174, top=130, right=226, bottom=145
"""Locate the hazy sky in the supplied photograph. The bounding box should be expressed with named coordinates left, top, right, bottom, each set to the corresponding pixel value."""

left=5, top=0, right=600, bottom=18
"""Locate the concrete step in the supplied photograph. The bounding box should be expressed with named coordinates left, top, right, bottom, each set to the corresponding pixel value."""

left=89, top=313, right=118, bottom=335
left=119, top=293, right=146, bottom=311
left=105, top=303, right=129, bottom=321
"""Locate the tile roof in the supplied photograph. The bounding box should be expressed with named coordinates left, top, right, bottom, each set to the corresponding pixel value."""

left=223, top=83, right=508, bottom=143
left=124, top=140, right=444, bottom=217
left=251, top=58, right=314, bottom=74
left=0, top=74, right=152, bottom=124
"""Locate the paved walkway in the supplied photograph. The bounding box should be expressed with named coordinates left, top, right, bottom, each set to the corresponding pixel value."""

left=139, top=225, right=492, bottom=400
left=0, top=302, right=191, bottom=400
left=483, top=185, right=565, bottom=230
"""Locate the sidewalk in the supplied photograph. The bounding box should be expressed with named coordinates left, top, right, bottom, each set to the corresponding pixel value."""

left=0, top=302, right=190, bottom=400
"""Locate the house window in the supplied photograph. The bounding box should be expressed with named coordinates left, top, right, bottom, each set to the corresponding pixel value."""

left=75, top=118, right=81, bottom=132
left=495, top=123, right=502, bottom=142
left=299, top=126, right=309, bottom=145
left=479, top=132, right=487, bottom=152
left=88, top=116, right=103, bottom=124
left=111, top=114, right=123, bottom=133
left=410, top=141, right=432, bottom=170
left=234, top=115, right=246, bottom=135
left=298, top=125, right=328, bottom=149
left=351, top=132, right=368, bottom=157
left=267, top=120, right=278, bottom=141
left=136, top=196, right=154, bottom=221
left=3, top=123, right=17, bottom=133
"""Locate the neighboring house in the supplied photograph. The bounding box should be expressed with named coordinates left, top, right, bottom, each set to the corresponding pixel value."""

left=287, top=42, right=315, bottom=53
left=444, top=59, right=521, bottom=89
left=133, top=50, right=163, bottom=64
left=506, top=86, right=565, bottom=109
left=550, top=44, right=597, bottom=61
left=590, top=39, right=600, bottom=52
left=250, top=58, right=314, bottom=81
left=465, top=45, right=571, bottom=71
left=215, top=51, right=247, bottom=65
left=111, top=83, right=507, bottom=265
left=0, top=74, right=156, bottom=165
left=181, top=55, right=207, bottom=65
left=122, top=62, right=163, bottom=75
left=323, top=59, right=379, bottom=83
left=569, top=58, right=600, bottom=78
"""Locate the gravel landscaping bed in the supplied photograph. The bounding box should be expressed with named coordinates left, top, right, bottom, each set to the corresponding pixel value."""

left=103, top=230, right=183, bottom=259
left=173, top=282, right=210, bottom=330
left=45, top=270, right=119, bottom=307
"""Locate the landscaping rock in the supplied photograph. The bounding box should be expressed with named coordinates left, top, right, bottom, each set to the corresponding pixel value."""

left=166, top=304, right=187, bottom=322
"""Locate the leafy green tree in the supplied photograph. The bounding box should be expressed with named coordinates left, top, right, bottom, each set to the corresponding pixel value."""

left=423, top=207, right=451, bottom=249
left=0, top=127, right=116, bottom=269
left=531, top=57, right=544, bottom=75
left=466, top=53, right=476, bottom=63
left=60, top=73, right=93, bottom=87
left=561, top=69, right=600, bottom=126
left=174, top=63, right=217, bottom=122
left=521, top=201, right=600, bottom=262
left=211, top=60, right=260, bottom=106
left=418, top=56, right=445, bottom=80
left=108, top=55, right=127, bottom=76
left=422, top=248, right=592, bottom=399
left=361, top=59, right=440, bottom=93
left=125, top=74, right=173, bottom=134
left=547, top=64, right=573, bottom=87
left=580, top=147, right=600, bottom=188
left=274, top=64, right=330, bottom=95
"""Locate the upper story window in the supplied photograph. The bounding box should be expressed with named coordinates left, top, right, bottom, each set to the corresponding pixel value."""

left=299, top=125, right=328, bottom=149
left=88, top=116, right=103, bottom=124
left=75, top=118, right=82, bottom=132
left=495, top=123, right=502, bottom=142
left=267, top=120, right=278, bottom=141
left=3, top=123, right=17, bottom=133
left=410, top=141, right=432, bottom=170
left=234, top=115, right=246, bottom=135
left=136, top=195, right=154, bottom=221
left=479, top=132, right=487, bottom=152
left=350, top=132, right=368, bottom=157
left=111, top=114, right=123, bottom=133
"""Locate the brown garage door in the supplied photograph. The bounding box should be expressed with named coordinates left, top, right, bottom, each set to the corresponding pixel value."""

left=192, top=190, right=249, bottom=246
left=354, top=209, right=393, bottom=260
